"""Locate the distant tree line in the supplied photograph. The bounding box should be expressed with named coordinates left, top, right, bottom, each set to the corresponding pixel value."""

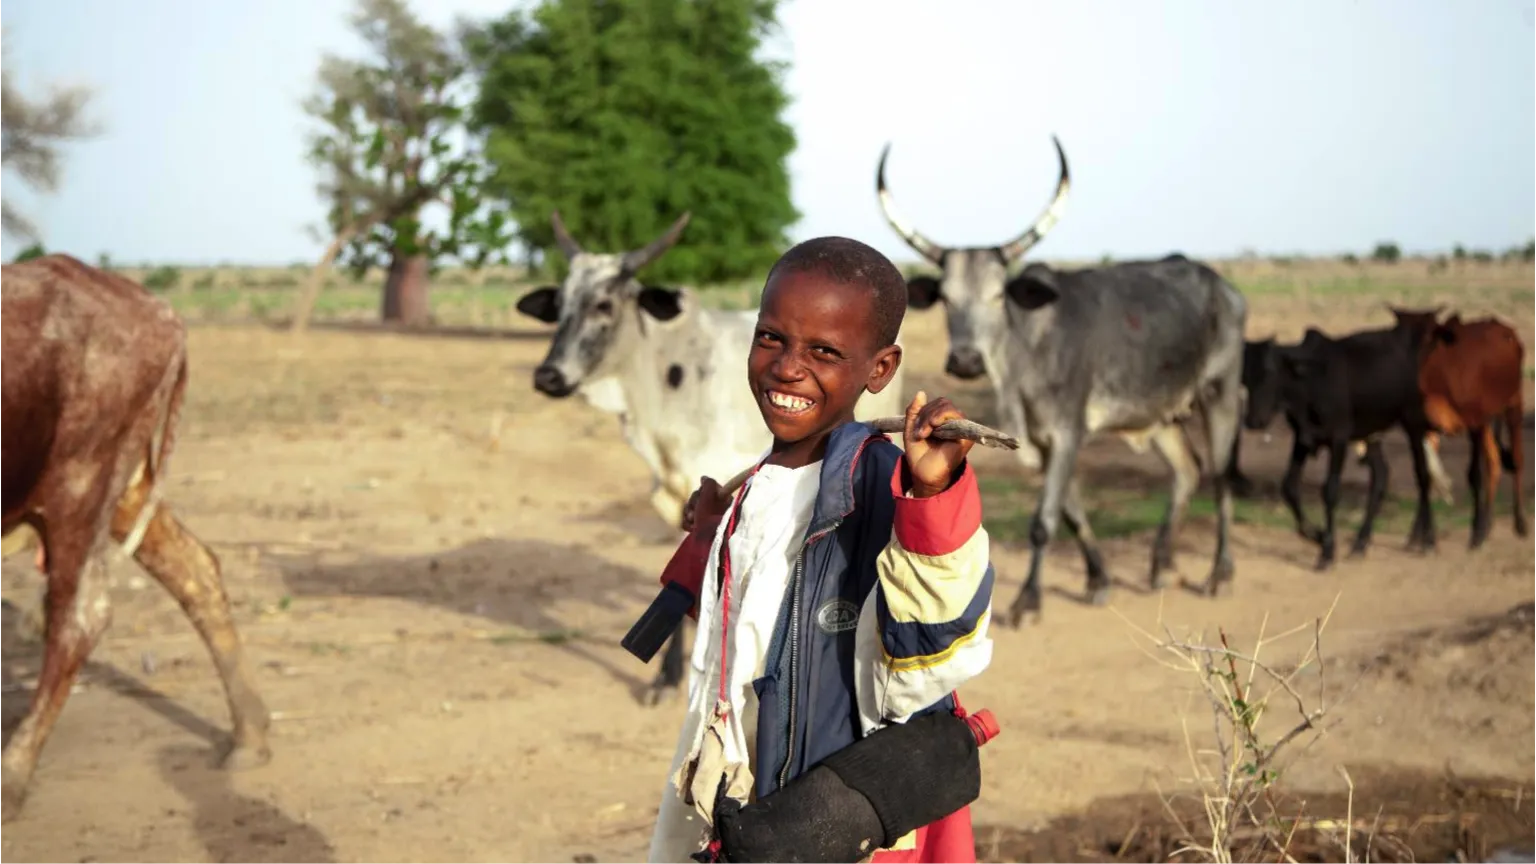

left=1332, top=239, right=1536, bottom=267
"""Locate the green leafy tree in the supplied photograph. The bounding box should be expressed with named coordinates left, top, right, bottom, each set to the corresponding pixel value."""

left=297, top=0, right=511, bottom=330
left=463, top=0, right=798, bottom=285
left=1, top=28, right=101, bottom=245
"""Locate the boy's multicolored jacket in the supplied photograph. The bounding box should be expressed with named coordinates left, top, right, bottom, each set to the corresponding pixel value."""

left=697, top=419, right=995, bottom=861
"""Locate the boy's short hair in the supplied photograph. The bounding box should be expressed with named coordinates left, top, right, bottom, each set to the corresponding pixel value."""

left=765, top=236, right=908, bottom=349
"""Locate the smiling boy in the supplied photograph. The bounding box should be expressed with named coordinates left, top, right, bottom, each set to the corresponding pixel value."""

left=647, top=236, right=995, bottom=863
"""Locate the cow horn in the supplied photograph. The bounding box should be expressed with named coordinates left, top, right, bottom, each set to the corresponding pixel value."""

left=550, top=210, right=583, bottom=259
left=622, top=211, right=692, bottom=273
left=998, top=136, right=1071, bottom=262
left=876, top=143, right=947, bottom=266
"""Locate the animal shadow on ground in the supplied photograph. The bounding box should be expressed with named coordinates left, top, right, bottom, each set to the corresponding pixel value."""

left=271, top=538, right=662, bottom=702
left=157, top=743, right=336, bottom=863
left=1, top=600, right=230, bottom=755
left=2, top=603, right=330, bottom=861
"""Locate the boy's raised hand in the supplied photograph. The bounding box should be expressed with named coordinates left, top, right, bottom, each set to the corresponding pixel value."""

left=902, top=390, right=975, bottom=499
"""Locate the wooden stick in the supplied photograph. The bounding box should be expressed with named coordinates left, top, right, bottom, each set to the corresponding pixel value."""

left=721, top=417, right=1018, bottom=494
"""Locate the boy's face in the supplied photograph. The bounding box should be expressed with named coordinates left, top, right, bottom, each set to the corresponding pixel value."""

left=749, top=268, right=902, bottom=459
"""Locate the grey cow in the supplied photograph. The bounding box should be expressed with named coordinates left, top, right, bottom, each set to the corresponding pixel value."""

left=515, top=211, right=906, bottom=700
left=876, top=138, right=1249, bottom=625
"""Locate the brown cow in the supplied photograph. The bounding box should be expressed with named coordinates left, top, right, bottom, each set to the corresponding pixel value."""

left=1396, top=307, right=1529, bottom=547
left=1, top=255, right=271, bottom=821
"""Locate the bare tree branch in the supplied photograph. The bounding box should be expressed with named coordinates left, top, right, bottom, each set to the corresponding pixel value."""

left=1110, top=595, right=1378, bottom=863
left=1, top=27, right=103, bottom=243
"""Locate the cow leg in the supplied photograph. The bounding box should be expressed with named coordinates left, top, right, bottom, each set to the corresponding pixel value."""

left=1404, top=427, right=1438, bottom=553
left=1148, top=426, right=1199, bottom=591
left=111, top=493, right=271, bottom=770
left=1280, top=439, right=1321, bottom=544
left=1201, top=395, right=1241, bottom=596
left=1464, top=428, right=1486, bottom=546
left=1057, top=479, right=1109, bottom=601
left=1423, top=432, right=1454, bottom=506
left=1006, top=431, right=1083, bottom=626
left=644, top=624, right=687, bottom=706
left=1, top=535, right=112, bottom=823
left=1469, top=425, right=1499, bottom=550
left=1350, top=439, right=1389, bottom=557
left=1504, top=402, right=1530, bottom=537
left=1312, top=439, right=1349, bottom=571
left=1223, top=431, right=1255, bottom=499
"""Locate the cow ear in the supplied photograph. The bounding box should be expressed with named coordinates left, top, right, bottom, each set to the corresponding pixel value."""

left=1005, top=268, right=1059, bottom=310
left=516, top=286, right=561, bottom=324
left=906, top=276, right=941, bottom=310
left=637, top=285, right=684, bottom=322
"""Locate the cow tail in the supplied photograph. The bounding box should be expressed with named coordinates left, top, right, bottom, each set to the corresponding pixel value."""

left=119, top=345, right=187, bottom=560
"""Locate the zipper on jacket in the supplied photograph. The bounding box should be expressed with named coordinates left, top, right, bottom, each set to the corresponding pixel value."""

left=776, top=548, right=806, bottom=790
left=775, top=517, right=844, bottom=790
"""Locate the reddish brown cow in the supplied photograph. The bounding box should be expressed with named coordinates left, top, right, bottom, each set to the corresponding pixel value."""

left=1, top=255, right=271, bottom=821
left=1400, top=308, right=1529, bottom=547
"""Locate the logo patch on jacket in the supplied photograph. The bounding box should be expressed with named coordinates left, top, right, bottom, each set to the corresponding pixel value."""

left=815, top=598, right=860, bottom=634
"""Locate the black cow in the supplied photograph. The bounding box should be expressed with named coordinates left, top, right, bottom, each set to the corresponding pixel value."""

left=1241, top=311, right=1442, bottom=570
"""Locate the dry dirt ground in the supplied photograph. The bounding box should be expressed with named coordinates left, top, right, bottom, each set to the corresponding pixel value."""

left=3, top=295, right=1533, bottom=863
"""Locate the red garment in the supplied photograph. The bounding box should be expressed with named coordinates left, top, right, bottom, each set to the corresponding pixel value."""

left=868, top=807, right=977, bottom=863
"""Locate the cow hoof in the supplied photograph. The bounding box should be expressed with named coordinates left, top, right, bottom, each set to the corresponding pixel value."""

left=1347, top=543, right=1369, bottom=559
left=1312, top=554, right=1335, bottom=572
left=1088, top=586, right=1110, bottom=607
left=1002, top=606, right=1039, bottom=629
left=1516, top=518, right=1531, bottom=538
left=1, top=777, right=24, bottom=824
left=642, top=682, right=682, bottom=708
left=220, top=740, right=272, bottom=772
left=1201, top=559, right=1235, bottom=598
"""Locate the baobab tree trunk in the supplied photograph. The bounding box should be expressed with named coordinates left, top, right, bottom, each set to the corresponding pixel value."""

left=382, top=252, right=431, bottom=326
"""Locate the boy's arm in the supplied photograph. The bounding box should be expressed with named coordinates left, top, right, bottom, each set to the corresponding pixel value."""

left=870, top=457, right=994, bottom=721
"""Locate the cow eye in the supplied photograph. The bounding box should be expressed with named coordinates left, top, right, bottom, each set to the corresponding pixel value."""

left=594, top=299, right=614, bottom=315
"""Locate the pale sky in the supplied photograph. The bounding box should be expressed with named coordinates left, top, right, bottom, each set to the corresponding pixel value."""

left=2, top=0, right=1532, bottom=267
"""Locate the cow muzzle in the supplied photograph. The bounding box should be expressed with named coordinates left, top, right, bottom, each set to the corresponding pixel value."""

left=532, top=365, right=577, bottom=398
left=944, top=349, right=987, bottom=380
